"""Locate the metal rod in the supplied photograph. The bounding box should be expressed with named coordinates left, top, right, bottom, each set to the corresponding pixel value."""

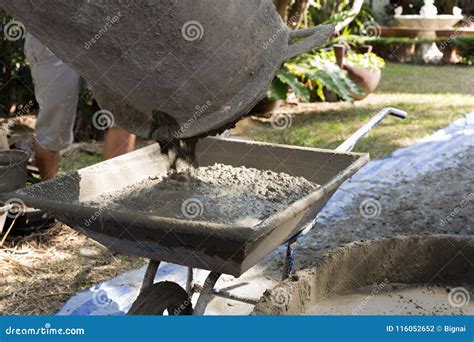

left=193, top=272, right=221, bottom=315
left=336, top=107, right=407, bottom=153
left=282, top=238, right=298, bottom=280
left=140, top=259, right=160, bottom=293
left=186, top=267, right=194, bottom=295
left=193, top=284, right=259, bottom=305
left=210, top=289, right=259, bottom=305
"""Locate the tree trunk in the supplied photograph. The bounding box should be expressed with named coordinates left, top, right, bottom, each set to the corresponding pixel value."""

left=287, top=0, right=310, bottom=29
left=273, top=0, right=290, bottom=21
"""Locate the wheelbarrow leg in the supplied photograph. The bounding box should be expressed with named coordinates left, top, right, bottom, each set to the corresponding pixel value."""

left=186, top=267, right=194, bottom=295
left=282, top=237, right=298, bottom=280
left=193, top=271, right=221, bottom=315
left=140, top=259, right=160, bottom=292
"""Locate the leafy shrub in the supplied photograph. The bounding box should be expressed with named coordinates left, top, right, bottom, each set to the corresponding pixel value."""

left=268, top=50, right=383, bottom=102
left=363, top=36, right=474, bottom=64
left=0, top=9, right=35, bottom=116
left=268, top=0, right=382, bottom=104
left=307, top=0, right=375, bottom=34
left=344, top=51, right=386, bottom=70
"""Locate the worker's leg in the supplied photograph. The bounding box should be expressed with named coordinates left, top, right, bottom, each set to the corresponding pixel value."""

left=103, top=126, right=136, bottom=160
left=24, top=34, right=80, bottom=180
left=34, top=143, right=59, bottom=180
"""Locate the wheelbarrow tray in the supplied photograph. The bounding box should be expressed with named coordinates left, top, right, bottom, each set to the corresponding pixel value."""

left=5, top=137, right=368, bottom=277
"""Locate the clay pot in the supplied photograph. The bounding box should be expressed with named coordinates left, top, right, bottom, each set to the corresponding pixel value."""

left=343, top=64, right=381, bottom=100
left=334, top=45, right=381, bottom=101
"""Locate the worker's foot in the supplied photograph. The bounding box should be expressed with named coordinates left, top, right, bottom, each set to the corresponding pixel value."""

left=33, top=142, right=59, bottom=180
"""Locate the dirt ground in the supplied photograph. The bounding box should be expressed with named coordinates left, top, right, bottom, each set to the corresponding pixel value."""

left=0, top=224, right=144, bottom=315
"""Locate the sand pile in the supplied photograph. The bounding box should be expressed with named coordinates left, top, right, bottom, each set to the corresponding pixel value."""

left=88, top=163, right=319, bottom=226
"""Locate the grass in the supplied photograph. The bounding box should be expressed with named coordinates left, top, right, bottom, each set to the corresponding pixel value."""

left=60, top=153, right=102, bottom=173
left=243, top=63, right=474, bottom=159
left=378, top=63, right=474, bottom=95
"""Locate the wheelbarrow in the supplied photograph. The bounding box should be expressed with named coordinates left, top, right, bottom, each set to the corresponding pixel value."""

left=2, top=108, right=406, bottom=315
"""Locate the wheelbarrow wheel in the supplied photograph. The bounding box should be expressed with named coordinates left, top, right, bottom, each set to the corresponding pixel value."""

left=127, top=281, right=193, bottom=315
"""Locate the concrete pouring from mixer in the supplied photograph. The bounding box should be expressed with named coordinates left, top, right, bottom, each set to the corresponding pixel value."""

left=0, top=0, right=334, bottom=141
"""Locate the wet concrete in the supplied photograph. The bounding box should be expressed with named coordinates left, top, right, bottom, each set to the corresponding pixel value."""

left=87, top=163, right=318, bottom=226
left=253, top=235, right=474, bottom=315
left=304, top=284, right=474, bottom=315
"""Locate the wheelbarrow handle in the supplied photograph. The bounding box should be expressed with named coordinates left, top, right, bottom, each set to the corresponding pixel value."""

left=335, top=108, right=407, bottom=153
left=284, top=24, right=335, bottom=60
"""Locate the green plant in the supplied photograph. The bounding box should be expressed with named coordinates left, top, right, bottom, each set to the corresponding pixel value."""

left=269, top=50, right=365, bottom=102
left=0, top=10, right=35, bottom=116
left=453, top=36, right=474, bottom=64
left=307, top=0, right=374, bottom=34
left=345, top=51, right=386, bottom=70
left=361, top=36, right=474, bottom=65
left=267, top=1, right=383, bottom=104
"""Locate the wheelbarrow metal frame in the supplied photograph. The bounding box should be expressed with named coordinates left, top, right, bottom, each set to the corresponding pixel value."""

left=129, top=108, right=408, bottom=315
